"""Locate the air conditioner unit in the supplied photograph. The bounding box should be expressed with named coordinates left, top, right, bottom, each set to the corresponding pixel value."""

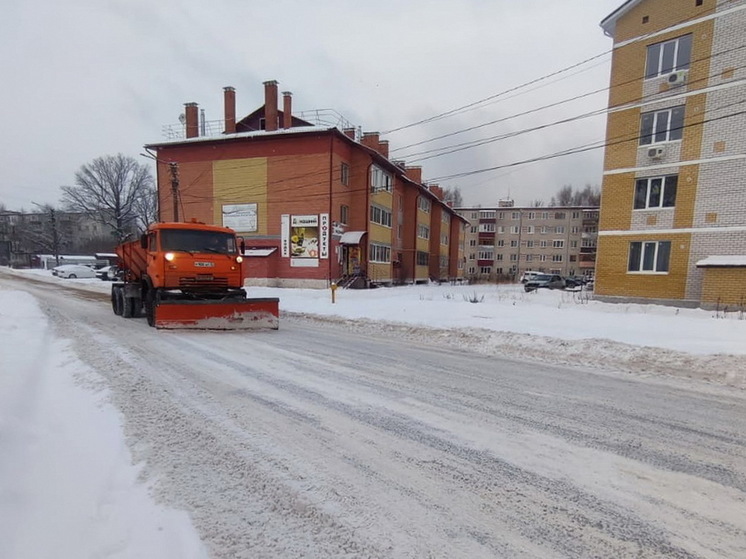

left=647, top=146, right=665, bottom=159
left=667, top=70, right=688, bottom=85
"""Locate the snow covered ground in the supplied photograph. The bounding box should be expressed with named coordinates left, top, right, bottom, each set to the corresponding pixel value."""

left=1, top=266, right=745, bottom=558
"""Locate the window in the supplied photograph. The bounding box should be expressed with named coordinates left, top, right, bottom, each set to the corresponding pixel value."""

left=340, top=204, right=349, bottom=225
left=495, top=254, right=504, bottom=261
left=645, top=34, right=692, bottom=79
left=340, top=163, right=350, bottom=186
left=416, top=251, right=429, bottom=266
left=511, top=212, right=520, bottom=220
left=508, top=226, right=518, bottom=234
left=370, top=205, right=392, bottom=227
left=526, top=240, right=534, bottom=248
left=540, top=240, right=548, bottom=248
left=442, top=213, right=450, bottom=224
left=418, top=196, right=431, bottom=213
left=634, top=176, right=678, bottom=209
left=371, top=166, right=392, bottom=192
left=527, top=212, right=536, bottom=220
left=510, top=254, right=518, bottom=261
left=554, top=212, right=566, bottom=220
left=555, top=226, right=565, bottom=234
left=469, top=239, right=477, bottom=247
left=479, top=223, right=496, bottom=232
left=369, top=243, right=391, bottom=263
left=541, top=226, right=549, bottom=234
left=497, top=226, right=505, bottom=234
left=479, top=210, right=495, bottom=219
left=628, top=241, right=671, bottom=273
left=552, top=254, right=563, bottom=262
left=570, top=240, right=578, bottom=248
left=441, top=233, right=448, bottom=245
left=525, top=225, right=535, bottom=234
left=468, top=253, right=475, bottom=260
left=480, top=266, right=492, bottom=274
left=553, top=240, right=564, bottom=248
left=525, top=254, right=533, bottom=262
left=640, top=106, right=685, bottom=145
left=508, top=240, right=517, bottom=247
left=470, top=226, right=477, bottom=233
left=497, top=239, right=505, bottom=247
left=417, top=224, right=430, bottom=239
left=571, top=211, right=581, bottom=219
left=478, top=248, right=494, bottom=260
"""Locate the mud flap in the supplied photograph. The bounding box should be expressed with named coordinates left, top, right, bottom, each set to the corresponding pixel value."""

left=154, top=297, right=280, bottom=330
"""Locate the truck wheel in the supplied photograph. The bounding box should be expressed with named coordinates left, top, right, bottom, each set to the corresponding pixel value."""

left=112, top=286, right=124, bottom=316
left=144, top=290, right=156, bottom=327
left=122, top=294, right=133, bottom=318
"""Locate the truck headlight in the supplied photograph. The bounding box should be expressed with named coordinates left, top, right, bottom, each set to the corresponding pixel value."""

left=236, top=256, right=243, bottom=263
left=165, top=252, right=175, bottom=262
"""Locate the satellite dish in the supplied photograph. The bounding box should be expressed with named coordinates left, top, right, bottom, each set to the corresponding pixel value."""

left=178, top=113, right=186, bottom=124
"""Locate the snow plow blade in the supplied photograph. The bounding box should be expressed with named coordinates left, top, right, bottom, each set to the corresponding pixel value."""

left=154, top=297, right=280, bottom=330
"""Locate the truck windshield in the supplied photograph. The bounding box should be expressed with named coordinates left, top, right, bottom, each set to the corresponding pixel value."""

left=160, top=230, right=237, bottom=254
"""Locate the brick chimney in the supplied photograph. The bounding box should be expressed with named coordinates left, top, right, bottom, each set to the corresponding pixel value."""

left=184, top=102, right=199, bottom=139
left=405, top=166, right=422, bottom=183
left=362, top=132, right=391, bottom=157
left=223, top=86, right=236, bottom=134
left=263, top=80, right=279, bottom=131
left=343, top=128, right=356, bottom=140
left=282, top=91, right=293, bottom=129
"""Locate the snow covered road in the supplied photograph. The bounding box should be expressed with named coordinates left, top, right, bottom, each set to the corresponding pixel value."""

left=3, top=273, right=746, bottom=558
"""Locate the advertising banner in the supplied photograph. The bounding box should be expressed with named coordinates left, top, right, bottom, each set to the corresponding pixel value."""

left=319, top=213, right=329, bottom=259
left=290, top=215, right=320, bottom=258
left=281, top=214, right=290, bottom=257
left=222, top=203, right=257, bottom=232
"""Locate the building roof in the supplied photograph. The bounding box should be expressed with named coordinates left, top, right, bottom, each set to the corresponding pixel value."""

left=600, top=0, right=640, bottom=36
left=696, top=255, right=746, bottom=268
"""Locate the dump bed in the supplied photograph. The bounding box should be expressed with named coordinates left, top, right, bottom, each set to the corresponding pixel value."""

left=115, top=238, right=148, bottom=281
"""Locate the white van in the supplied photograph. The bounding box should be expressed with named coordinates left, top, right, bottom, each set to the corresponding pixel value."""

left=519, top=270, right=542, bottom=283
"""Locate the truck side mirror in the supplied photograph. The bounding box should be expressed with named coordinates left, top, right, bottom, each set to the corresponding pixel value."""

left=238, top=237, right=246, bottom=254
left=140, top=234, right=148, bottom=249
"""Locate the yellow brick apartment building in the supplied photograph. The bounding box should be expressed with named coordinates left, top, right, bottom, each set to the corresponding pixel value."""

left=595, top=0, right=746, bottom=308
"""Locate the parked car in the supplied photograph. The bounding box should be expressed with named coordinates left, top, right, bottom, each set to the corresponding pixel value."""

left=519, top=270, right=542, bottom=283
left=565, top=276, right=590, bottom=289
left=95, top=265, right=120, bottom=281
left=52, top=264, right=97, bottom=279
left=524, top=274, right=567, bottom=292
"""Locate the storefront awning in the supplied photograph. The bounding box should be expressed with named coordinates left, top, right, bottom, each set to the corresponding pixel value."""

left=243, top=247, right=277, bottom=257
left=339, top=231, right=367, bottom=245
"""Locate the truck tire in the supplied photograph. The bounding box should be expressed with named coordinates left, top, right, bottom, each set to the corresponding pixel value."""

left=112, top=286, right=124, bottom=316
left=144, top=290, right=156, bottom=327
left=122, top=294, right=134, bottom=318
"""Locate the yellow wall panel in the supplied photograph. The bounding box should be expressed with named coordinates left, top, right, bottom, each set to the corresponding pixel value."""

left=213, top=158, right=268, bottom=235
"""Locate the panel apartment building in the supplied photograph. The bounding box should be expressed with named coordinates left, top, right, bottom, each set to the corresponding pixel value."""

left=455, top=201, right=599, bottom=281
left=596, top=0, right=746, bottom=308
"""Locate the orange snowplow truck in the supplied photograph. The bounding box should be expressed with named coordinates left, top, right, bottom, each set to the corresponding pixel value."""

left=112, top=220, right=279, bottom=330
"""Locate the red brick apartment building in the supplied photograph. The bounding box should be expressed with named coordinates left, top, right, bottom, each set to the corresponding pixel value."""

left=145, top=81, right=467, bottom=288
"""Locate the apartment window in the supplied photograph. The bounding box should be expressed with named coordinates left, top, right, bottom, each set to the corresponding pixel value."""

left=628, top=241, right=671, bottom=273
left=417, top=224, right=430, bottom=239
left=418, top=196, right=431, bottom=213
left=640, top=106, right=684, bottom=145
left=540, top=240, right=548, bottom=248
left=468, top=266, right=476, bottom=274
left=509, top=240, right=517, bottom=247
left=469, top=239, right=477, bottom=247
left=479, top=210, right=496, bottom=219
left=416, top=251, right=429, bottom=266
left=572, top=211, right=581, bottom=219
left=570, top=240, right=578, bottom=248
left=442, top=213, right=451, bottom=224
left=441, top=233, right=448, bottom=245
left=552, top=254, right=563, bottom=262
left=555, top=212, right=566, bottom=220
left=553, top=240, right=564, bottom=248
left=369, top=243, right=391, bottom=263
left=480, top=266, right=492, bottom=274
left=525, top=225, right=535, bottom=234
left=510, top=226, right=519, bottom=234
left=634, top=176, right=678, bottom=209
left=525, top=254, right=533, bottom=262
left=495, top=254, right=504, bottom=261
left=468, top=253, right=475, bottom=260
left=497, top=226, right=505, bottom=234
left=555, top=226, right=565, bottom=234
left=645, top=34, right=692, bottom=79
left=370, top=205, right=392, bottom=227
left=340, top=162, right=350, bottom=186
left=370, top=166, right=392, bottom=192
left=478, top=248, right=494, bottom=260
left=497, top=239, right=505, bottom=247
left=510, top=254, right=518, bottom=261
left=541, top=226, right=549, bottom=234
left=542, top=212, right=549, bottom=220
left=470, top=226, right=477, bottom=233
left=511, top=212, right=520, bottom=220
left=479, top=223, right=496, bottom=232
left=340, top=204, right=349, bottom=225
left=527, top=212, right=536, bottom=220
left=526, top=240, right=534, bottom=248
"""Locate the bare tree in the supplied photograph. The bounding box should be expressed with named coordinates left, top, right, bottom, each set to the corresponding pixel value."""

left=61, top=154, right=155, bottom=241
left=132, top=185, right=158, bottom=232
left=547, top=184, right=601, bottom=207
left=529, top=199, right=545, bottom=207
left=442, top=186, right=464, bottom=207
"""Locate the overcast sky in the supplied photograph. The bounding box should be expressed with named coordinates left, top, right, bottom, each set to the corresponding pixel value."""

left=1, top=0, right=624, bottom=211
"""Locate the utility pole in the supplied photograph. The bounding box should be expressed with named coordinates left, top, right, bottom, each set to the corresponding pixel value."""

left=50, top=208, right=61, bottom=267
left=168, top=162, right=180, bottom=221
